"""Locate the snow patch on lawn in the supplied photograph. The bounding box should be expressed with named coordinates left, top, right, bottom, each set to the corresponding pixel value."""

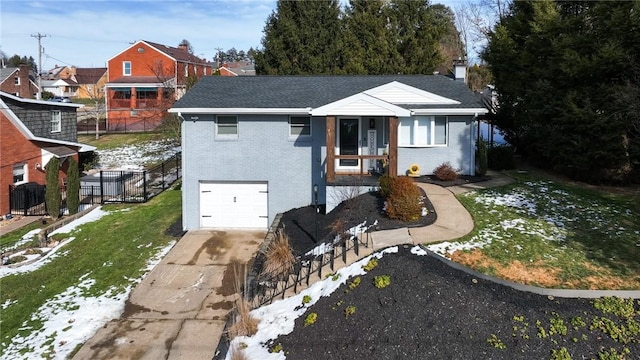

left=97, top=140, right=180, bottom=170
left=0, top=240, right=176, bottom=360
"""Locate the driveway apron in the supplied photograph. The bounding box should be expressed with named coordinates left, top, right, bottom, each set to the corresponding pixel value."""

left=72, top=229, right=263, bottom=360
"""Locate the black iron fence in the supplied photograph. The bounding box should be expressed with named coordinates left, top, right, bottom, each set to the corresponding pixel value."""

left=247, top=234, right=364, bottom=309
left=8, top=153, right=181, bottom=217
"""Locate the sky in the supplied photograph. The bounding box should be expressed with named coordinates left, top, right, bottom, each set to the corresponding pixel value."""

left=0, top=0, right=461, bottom=70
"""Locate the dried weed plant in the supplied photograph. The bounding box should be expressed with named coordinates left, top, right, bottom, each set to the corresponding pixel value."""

left=228, top=263, right=259, bottom=339
left=228, top=342, right=248, bottom=360
left=261, top=230, right=296, bottom=280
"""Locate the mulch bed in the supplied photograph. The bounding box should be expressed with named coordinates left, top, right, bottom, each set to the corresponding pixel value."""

left=414, top=174, right=491, bottom=187
left=275, top=246, right=639, bottom=359
left=280, top=188, right=436, bottom=255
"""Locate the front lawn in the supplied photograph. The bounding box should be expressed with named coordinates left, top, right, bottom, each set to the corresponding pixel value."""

left=0, top=188, right=182, bottom=359
left=427, top=172, right=640, bottom=290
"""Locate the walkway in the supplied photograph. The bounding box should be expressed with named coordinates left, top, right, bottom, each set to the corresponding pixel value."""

left=370, top=170, right=515, bottom=249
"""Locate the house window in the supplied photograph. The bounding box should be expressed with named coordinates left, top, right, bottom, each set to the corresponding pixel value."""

left=14, top=77, right=20, bottom=85
left=123, top=61, right=132, bottom=76
left=51, top=111, right=62, bottom=133
left=398, top=116, right=447, bottom=147
left=13, top=163, right=27, bottom=184
left=289, top=116, right=311, bottom=137
left=216, top=115, right=238, bottom=137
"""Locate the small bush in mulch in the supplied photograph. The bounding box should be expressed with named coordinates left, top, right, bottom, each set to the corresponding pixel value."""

left=433, top=162, right=459, bottom=181
left=384, top=177, right=423, bottom=222
left=279, top=189, right=436, bottom=255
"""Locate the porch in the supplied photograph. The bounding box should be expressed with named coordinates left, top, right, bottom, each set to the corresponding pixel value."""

left=324, top=116, right=398, bottom=182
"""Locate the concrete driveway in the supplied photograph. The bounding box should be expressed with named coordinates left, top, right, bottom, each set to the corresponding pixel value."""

left=72, top=229, right=264, bottom=360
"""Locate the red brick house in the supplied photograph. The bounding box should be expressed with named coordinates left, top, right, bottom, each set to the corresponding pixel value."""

left=0, top=92, right=95, bottom=216
left=0, top=65, right=39, bottom=98
left=105, top=40, right=212, bottom=132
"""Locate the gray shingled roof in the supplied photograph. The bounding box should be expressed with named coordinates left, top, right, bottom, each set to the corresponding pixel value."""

left=172, top=75, right=485, bottom=110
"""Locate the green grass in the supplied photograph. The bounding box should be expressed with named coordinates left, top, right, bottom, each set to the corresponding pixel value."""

left=0, top=188, right=182, bottom=356
left=78, top=132, right=170, bottom=150
left=0, top=221, right=43, bottom=249
left=443, top=172, right=640, bottom=289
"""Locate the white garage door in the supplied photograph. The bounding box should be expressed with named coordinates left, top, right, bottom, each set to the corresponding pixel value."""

left=199, top=182, right=268, bottom=229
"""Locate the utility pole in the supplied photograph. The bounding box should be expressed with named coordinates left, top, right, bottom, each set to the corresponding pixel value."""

left=31, top=32, right=47, bottom=100
left=214, top=47, right=223, bottom=68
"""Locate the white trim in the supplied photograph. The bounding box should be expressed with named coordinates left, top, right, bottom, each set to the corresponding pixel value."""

left=106, top=40, right=176, bottom=64
left=123, top=61, right=132, bottom=76
left=311, top=93, right=411, bottom=117
left=168, top=107, right=312, bottom=115
left=411, top=108, right=489, bottom=115
left=336, top=117, right=362, bottom=171
left=0, top=91, right=83, bottom=108
left=51, top=110, right=62, bottom=133
left=215, top=115, right=238, bottom=139
left=289, top=115, right=312, bottom=137
left=365, top=81, right=461, bottom=105
left=105, top=82, right=166, bottom=88
left=0, top=96, right=95, bottom=152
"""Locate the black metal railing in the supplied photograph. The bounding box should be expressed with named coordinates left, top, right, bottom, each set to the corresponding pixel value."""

left=7, top=153, right=181, bottom=216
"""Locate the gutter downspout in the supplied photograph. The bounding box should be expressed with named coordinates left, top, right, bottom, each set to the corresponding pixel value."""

left=471, top=112, right=478, bottom=175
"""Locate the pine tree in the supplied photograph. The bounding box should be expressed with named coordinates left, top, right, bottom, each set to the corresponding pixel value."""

left=255, top=0, right=343, bottom=75
left=67, top=157, right=80, bottom=215
left=45, top=157, right=61, bottom=219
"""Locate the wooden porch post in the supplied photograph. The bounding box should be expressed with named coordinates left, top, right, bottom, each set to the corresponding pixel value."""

left=388, top=116, right=399, bottom=177
left=326, top=116, right=336, bottom=182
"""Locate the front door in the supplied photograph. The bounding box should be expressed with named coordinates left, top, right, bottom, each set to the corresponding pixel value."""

left=338, top=118, right=360, bottom=169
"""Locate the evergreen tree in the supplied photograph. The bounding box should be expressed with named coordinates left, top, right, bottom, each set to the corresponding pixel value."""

left=483, top=0, right=640, bottom=183
left=45, top=158, right=61, bottom=219
left=387, top=0, right=445, bottom=74
left=342, top=0, right=398, bottom=74
left=67, top=157, right=80, bottom=215
left=255, top=0, right=343, bottom=75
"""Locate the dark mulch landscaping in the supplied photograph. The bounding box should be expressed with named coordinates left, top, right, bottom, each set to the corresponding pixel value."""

left=414, top=174, right=491, bottom=187
left=280, top=188, right=436, bottom=255
left=275, top=246, right=639, bottom=359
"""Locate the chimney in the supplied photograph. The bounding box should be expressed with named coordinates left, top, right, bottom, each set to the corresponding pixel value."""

left=178, top=44, right=188, bottom=51
left=453, top=58, right=467, bottom=83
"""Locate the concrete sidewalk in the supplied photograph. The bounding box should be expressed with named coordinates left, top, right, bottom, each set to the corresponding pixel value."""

left=72, top=230, right=264, bottom=360
left=0, top=216, right=42, bottom=237
left=372, top=171, right=515, bottom=248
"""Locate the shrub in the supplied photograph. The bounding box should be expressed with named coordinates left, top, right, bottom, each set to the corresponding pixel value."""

left=262, top=230, right=296, bottom=280
left=45, top=157, right=61, bottom=219
left=488, top=145, right=516, bottom=170
left=477, top=137, right=488, bottom=176
left=378, top=174, right=393, bottom=198
left=362, top=258, right=378, bottom=271
left=344, top=305, right=356, bottom=318
left=66, top=157, right=80, bottom=215
left=385, top=177, right=422, bottom=221
left=304, top=312, right=317, bottom=326
left=433, top=162, right=458, bottom=181
left=373, top=275, right=391, bottom=288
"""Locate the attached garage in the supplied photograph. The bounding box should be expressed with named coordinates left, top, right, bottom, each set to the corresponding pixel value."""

left=199, top=181, right=269, bottom=229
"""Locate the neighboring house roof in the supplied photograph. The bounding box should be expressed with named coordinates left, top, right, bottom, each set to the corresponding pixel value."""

left=107, top=40, right=209, bottom=66
left=0, top=67, right=19, bottom=83
left=144, top=40, right=209, bottom=65
left=73, top=68, right=107, bottom=84
left=171, top=75, right=488, bottom=116
left=0, top=91, right=94, bottom=152
left=218, top=64, right=255, bottom=76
